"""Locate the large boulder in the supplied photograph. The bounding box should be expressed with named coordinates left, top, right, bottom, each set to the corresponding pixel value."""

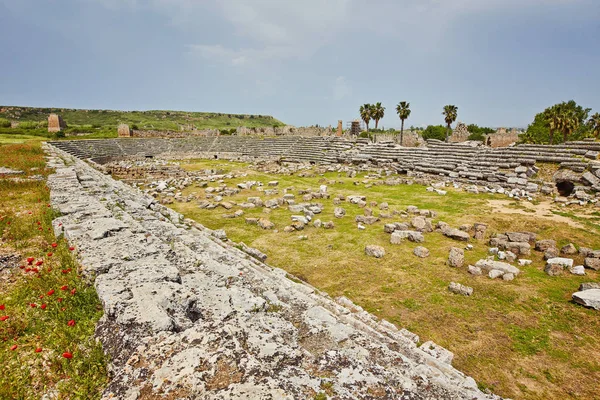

left=505, top=242, right=531, bottom=256
left=413, top=246, right=430, bottom=258
left=572, top=289, right=600, bottom=310
left=584, top=258, right=600, bottom=271
left=475, top=259, right=520, bottom=275
left=535, top=239, right=557, bottom=252
left=544, top=257, right=574, bottom=276
left=443, top=228, right=470, bottom=242
left=391, top=230, right=424, bottom=244
left=448, top=247, right=464, bottom=268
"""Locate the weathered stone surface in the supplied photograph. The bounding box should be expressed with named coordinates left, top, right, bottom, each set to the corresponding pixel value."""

left=535, top=239, right=557, bottom=251
left=258, top=218, right=275, bottom=230
left=448, top=247, right=464, bottom=268
left=448, top=282, right=473, bottom=296
left=413, top=246, right=430, bottom=258
left=334, top=207, right=346, bottom=218
left=505, top=242, right=531, bottom=256
left=45, top=144, right=502, bottom=400
left=475, top=259, right=520, bottom=275
left=506, top=232, right=535, bottom=243
left=545, top=257, right=574, bottom=276
left=468, top=265, right=482, bottom=275
left=443, top=228, right=470, bottom=242
left=572, top=289, right=600, bottom=310
left=473, top=223, right=487, bottom=240
left=579, top=282, right=600, bottom=291
left=391, top=230, right=424, bottom=244
left=355, top=215, right=380, bottom=225
left=569, top=265, right=586, bottom=275
left=488, top=269, right=504, bottom=279
left=584, top=257, right=600, bottom=271
left=561, top=243, right=578, bottom=255
left=365, top=245, right=385, bottom=258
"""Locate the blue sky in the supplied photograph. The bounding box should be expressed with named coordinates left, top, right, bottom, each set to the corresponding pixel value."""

left=1, top=0, right=599, bottom=129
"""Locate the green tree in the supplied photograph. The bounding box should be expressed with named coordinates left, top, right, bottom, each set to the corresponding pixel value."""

left=466, top=124, right=495, bottom=141
left=421, top=125, right=447, bottom=141
left=395, top=101, right=411, bottom=145
left=442, top=105, right=458, bottom=142
left=525, top=100, right=591, bottom=144
left=371, top=102, right=385, bottom=130
left=589, top=113, right=600, bottom=138
left=359, top=103, right=372, bottom=135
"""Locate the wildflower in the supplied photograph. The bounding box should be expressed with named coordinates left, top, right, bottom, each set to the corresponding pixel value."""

left=35, top=347, right=42, bottom=353
left=27, top=257, right=34, bottom=265
left=0, top=305, right=4, bottom=311
left=41, top=304, right=47, bottom=310
left=10, top=345, right=17, bottom=351
left=67, top=319, right=75, bottom=327
left=70, top=288, right=76, bottom=295
left=39, top=294, right=44, bottom=299
left=62, top=352, right=73, bottom=359
left=57, top=298, right=63, bottom=302
left=60, top=285, right=68, bottom=291
left=35, top=260, right=43, bottom=266
left=69, top=246, right=75, bottom=251
left=47, top=289, right=55, bottom=296
left=51, top=243, right=58, bottom=248
left=0, top=316, right=9, bottom=321
left=47, top=252, right=53, bottom=257
left=30, top=303, right=37, bottom=308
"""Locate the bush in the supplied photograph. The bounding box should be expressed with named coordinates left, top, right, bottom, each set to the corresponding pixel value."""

left=421, top=125, right=447, bottom=141
left=19, top=121, right=43, bottom=129
left=131, top=124, right=139, bottom=130
left=0, top=118, right=11, bottom=128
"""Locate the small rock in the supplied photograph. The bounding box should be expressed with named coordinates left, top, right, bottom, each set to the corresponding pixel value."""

left=413, top=246, right=430, bottom=258
left=448, top=247, right=464, bottom=268
left=579, top=282, right=600, bottom=291
left=365, top=245, right=385, bottom=258
left=468, top=265, right=482, bottom=275
left=448, top=282, right=473, bottom=296
left=502, top=273, right=515, bottom=281
left=569, top=265, right=586, bottom=276
left=584, top=258, right=600, bottom=271
left=561, top=243, right=578, bottom=255
left=258, top=218, right=275, bottom=230
left=535, top=239, right=557, bottom=251
left=489, top=269, right=504, bottom=279
left=518, top=259, right=532, bottom=266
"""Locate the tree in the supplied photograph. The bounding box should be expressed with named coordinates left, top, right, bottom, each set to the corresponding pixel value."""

left=371, top=102, right=385, bottom=130
left=466, top=124, right=495, bottom=141
left=359, top=103, right=372, bottom=135
left=421, top=125, right=447, bottom=141
left=589, top=113, right=600, bottom=138
left=528, top=100, right=592, bottom=144
left=442, top=105, right=458, bottom=142
left=395, top=101, right=411, bottom=145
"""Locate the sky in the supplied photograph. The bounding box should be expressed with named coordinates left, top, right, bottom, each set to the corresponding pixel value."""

left=1, top=0, right=599, bottom=129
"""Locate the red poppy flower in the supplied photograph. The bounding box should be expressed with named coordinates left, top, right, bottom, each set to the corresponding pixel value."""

left=10, top=345, right=17, bottom=351
left=27, top=257, right=34, bottom=265
left=68, top=246, right=75, bottom=251
left=67, top=319, right=75, bottom=327
left=47, top=268, right=52, bottom=272
left=0, top=305, right=4, bottom=311
left=60, top=307, right=66, bottom=311
left=36, top=221, right=41, bottom=225
left=62, top=352, right=72, bottom=359
left=32, top=268, right=39, bottom=273
left=51, top=243, right=58, bottom=248
left=61, top=269, right=68, bottom=274
left=57, top=298, right=63, bottom=303
left=19, top=265, right=25, bottom=269
left=30, top=303, right=36, bottom=308
left=25, top=268, right=31, bottom=273
left=47, top=289, right=55, bottom=296
left=70, top=288, right=76, bottom=295
left=39, top=294, right=44, bottom=299
left=41, top=304, right=47, bottom=310
left=35, top=347, right=42, bottom=353
left=35, top=260, right=43, bottom=266
left=60, top=285, right=68, bottom=291
left=47, top=252, right=53, bottom=257
left=0, top=316, right=8, bottom=321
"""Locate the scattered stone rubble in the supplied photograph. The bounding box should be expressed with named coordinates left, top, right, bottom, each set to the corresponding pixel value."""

left=45, top=143, right=500, bottom=399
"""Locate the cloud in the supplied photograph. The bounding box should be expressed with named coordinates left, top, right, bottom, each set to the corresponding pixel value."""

left=333, top=76, right=351, bottom=100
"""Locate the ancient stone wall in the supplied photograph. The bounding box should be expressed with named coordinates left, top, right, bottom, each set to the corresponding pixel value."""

left=484, top=129, right=520, bottom=148
left=449, top=122, right=469, bottom=143
left=131, top=129, right=220, bottom=138
left=236, top=125, right=333, bottom=136
left=48, top=113, right=66, bottom=132
left=117, top=124, right=132, bottom=137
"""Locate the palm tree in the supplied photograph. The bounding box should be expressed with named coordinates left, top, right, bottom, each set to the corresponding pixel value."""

left=588, top=113, right=600, bottom=138
left=442, top=105, right=458, bottom=142
left=371, top=102, right=385, bottom=130
left=359, top=103, right=372, bottom=134
left=544, top=107, right=559, bottom=145
left=561, top=109, right=579, bottom=143
left=395, top=101, right=411, bottom=145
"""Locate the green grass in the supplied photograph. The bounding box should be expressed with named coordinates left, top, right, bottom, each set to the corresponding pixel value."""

left=161, top=158, right=600, bottom=400
left=0, top=142, right=107, bottom=399
left=1, top=105, right=286, bottom=131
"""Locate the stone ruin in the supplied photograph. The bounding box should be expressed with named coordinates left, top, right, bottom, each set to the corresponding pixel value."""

left=349, top=120, right=362, bottom=136
left=484, top=128, right=520, bottom=148
left=44, top=142, right=502, bottom=399
left=336, top=120, right=343, bottom=136
left=449, top=122, right=469, bottom=143
left=236, top=125, right=333, bottom=137
left=117, top=124, right=132, bottom=137
left=47, top=113, right=66, bottom=132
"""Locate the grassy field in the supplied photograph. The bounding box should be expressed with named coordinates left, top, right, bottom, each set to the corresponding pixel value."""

left=1, top=106, right=285, bottom=131
left=0, top=141, right=107, bottom=399
left=165, top=159, right=600, bottom=400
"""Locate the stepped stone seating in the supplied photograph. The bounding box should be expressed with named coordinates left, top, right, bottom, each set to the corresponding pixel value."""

left=48, top=136, right=600, bottom=193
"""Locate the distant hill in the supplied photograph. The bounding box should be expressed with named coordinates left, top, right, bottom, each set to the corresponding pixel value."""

left=0, top=106, right=286, bottom=131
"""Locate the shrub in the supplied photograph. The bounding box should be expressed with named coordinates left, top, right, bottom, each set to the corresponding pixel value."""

left=0, top=118, right=11, bottom=128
